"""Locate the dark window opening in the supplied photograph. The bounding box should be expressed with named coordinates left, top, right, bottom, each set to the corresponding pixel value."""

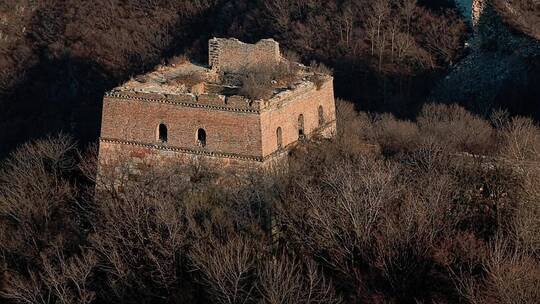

left=298, top=114, right=305, bottom=139
left=197, top=128, right=207, bottom=147
left=318, top=105, right=324, bottom=126
left=158, top=123, right=168, bottom=143
left=276, top=127, right=283, bottom=149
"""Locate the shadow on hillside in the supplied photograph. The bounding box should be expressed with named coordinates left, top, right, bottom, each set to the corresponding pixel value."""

left=430, top=4, right=540, bottom=120
left=0, top=56, right=113, bottom=160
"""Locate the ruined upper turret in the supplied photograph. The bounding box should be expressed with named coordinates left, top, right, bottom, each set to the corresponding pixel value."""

left=208, top=38, right=281, bottom=72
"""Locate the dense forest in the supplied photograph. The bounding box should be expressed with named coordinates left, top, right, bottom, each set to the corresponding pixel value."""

left=0, top=0, right=539, bottom=303
left=0, top=0, right=469, bottom=158
left=1, top=101, right=539, bottom=303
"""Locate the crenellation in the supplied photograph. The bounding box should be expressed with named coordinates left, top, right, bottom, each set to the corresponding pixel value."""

left=167, top=94, right=196, bottom=104
left=196, top=93, right=226, bottom=107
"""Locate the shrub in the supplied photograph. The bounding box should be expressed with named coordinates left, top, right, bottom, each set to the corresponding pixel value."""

left=418, top=103, right=496, bottom=155
left=309, top=60, right=333, bottom=90
left=0, top=134, right=96, bottom=304
left=238, top=71, right=274, bottom=100
left=458, top=239, right=540, bottom=304
left=170, top=70, right=206, bottom=88
left=239, top=62, right=300, bottom=100
left=309, top=60, right=333, bottom=76
left=282, top=49, right=301, bottom=63
left=335, top=99, right=376, bottom=154
left=498, top=116, right=540, bottom=162
left=167, top=54, right=190, bottom=66
left=513, top=166, right=540, bottom=254
left=373, top=113, right=420, bottom=155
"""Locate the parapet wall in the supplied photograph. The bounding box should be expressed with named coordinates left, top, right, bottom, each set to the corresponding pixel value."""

left=106, top=91, right=260, bottom=113
left=209, top=38, right=280, bottom=72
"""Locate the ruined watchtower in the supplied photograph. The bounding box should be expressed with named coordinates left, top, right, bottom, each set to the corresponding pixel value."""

left=98, top=38, right=337, bottom=174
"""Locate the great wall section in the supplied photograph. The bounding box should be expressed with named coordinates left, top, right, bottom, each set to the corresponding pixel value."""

left=97, top=38, right=337, bottom=177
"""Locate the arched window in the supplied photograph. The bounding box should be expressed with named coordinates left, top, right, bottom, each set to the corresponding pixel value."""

left=276, top=127, right=283, bottom=149
left=158, top=123, right=168, bottom=143
left=197, top=128, right=207, bottom=147
left=318, top=105, right=324, bottom=126
left=298, top=114, right=305, bottom=139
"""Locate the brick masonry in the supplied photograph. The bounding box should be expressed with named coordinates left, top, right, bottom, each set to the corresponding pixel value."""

left=98, top=38, right=337, bottom=174
left=209, top=38, right=280, bottom=72
left=100, top=96, right=262, bottom=157
left=260, top=78, right=336, bottom=157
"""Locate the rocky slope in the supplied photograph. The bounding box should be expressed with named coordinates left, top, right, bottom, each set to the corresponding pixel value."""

left=431, top=1, right=540, bottom=119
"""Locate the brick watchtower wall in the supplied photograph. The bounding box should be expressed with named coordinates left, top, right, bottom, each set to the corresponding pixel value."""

left=260, top=77, right=336, bottom=157
left=209, top=38, right=281, bottom=72
left=98, top=80, right=337, bottom=174
left=100, top=93, right=263, bottom=158
left=98, top=94, right=268, bottom=175
left=98, top=38, right=337, bottom=176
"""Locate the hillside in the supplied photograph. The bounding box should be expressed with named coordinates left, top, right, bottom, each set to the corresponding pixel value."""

left=495, top=0, right=540, bottom=41
left=0, top=1, right=539, bottom=303
left=0, top=0, right=467, bottom=158
left=1, top=101, right=539, bottom=303
left=431, top=0, right=540, bottom=118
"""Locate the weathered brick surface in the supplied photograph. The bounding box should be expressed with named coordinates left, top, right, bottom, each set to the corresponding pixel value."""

left=260, top=78, right=337, bottom=157
left=99, top=141, right=266, bottom=172
left=100, top=97, right=262, bottom=157
left=98, top=38, right=337, bottom=174
left=98, top=141, right=290, bottom=179
left=209, top=38, right=280, bottom=72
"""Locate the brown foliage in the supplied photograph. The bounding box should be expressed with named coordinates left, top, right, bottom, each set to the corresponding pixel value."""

left=2, top=102, right=540, bottom=303
left=0, top=134, right=79, bottom=261
left=0, top=135, right=95, bottom=304
left=191, top=236, right=259, bottom=304
left=495, top=0, right=540, bottom=41
left=417, top=103, right=497, bottom=155
left=238, top=61, right=301, bottom=100
left=498, top=116, right=540, bottom=162
left=257, top=254, right=340, bottom=304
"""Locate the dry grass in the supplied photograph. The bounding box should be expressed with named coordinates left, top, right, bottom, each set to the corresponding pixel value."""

left=309, top=60, right=333, bottom=90
left=238, top=61, right=301, bottom=100
left=169, top=70, right=206, bottom=88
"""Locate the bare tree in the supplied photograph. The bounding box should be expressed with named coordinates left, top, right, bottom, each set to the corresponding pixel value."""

left=0, top=134, right=96, bottom=304
left=257, top=254, right=341, bottom=304
left=39, top=249, right=97, bottom=304
left=191, top=236, right=258, bottom=304
left=483, top=238, right=540, bottom=303
left=498, top=117, right=540, bottom=162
